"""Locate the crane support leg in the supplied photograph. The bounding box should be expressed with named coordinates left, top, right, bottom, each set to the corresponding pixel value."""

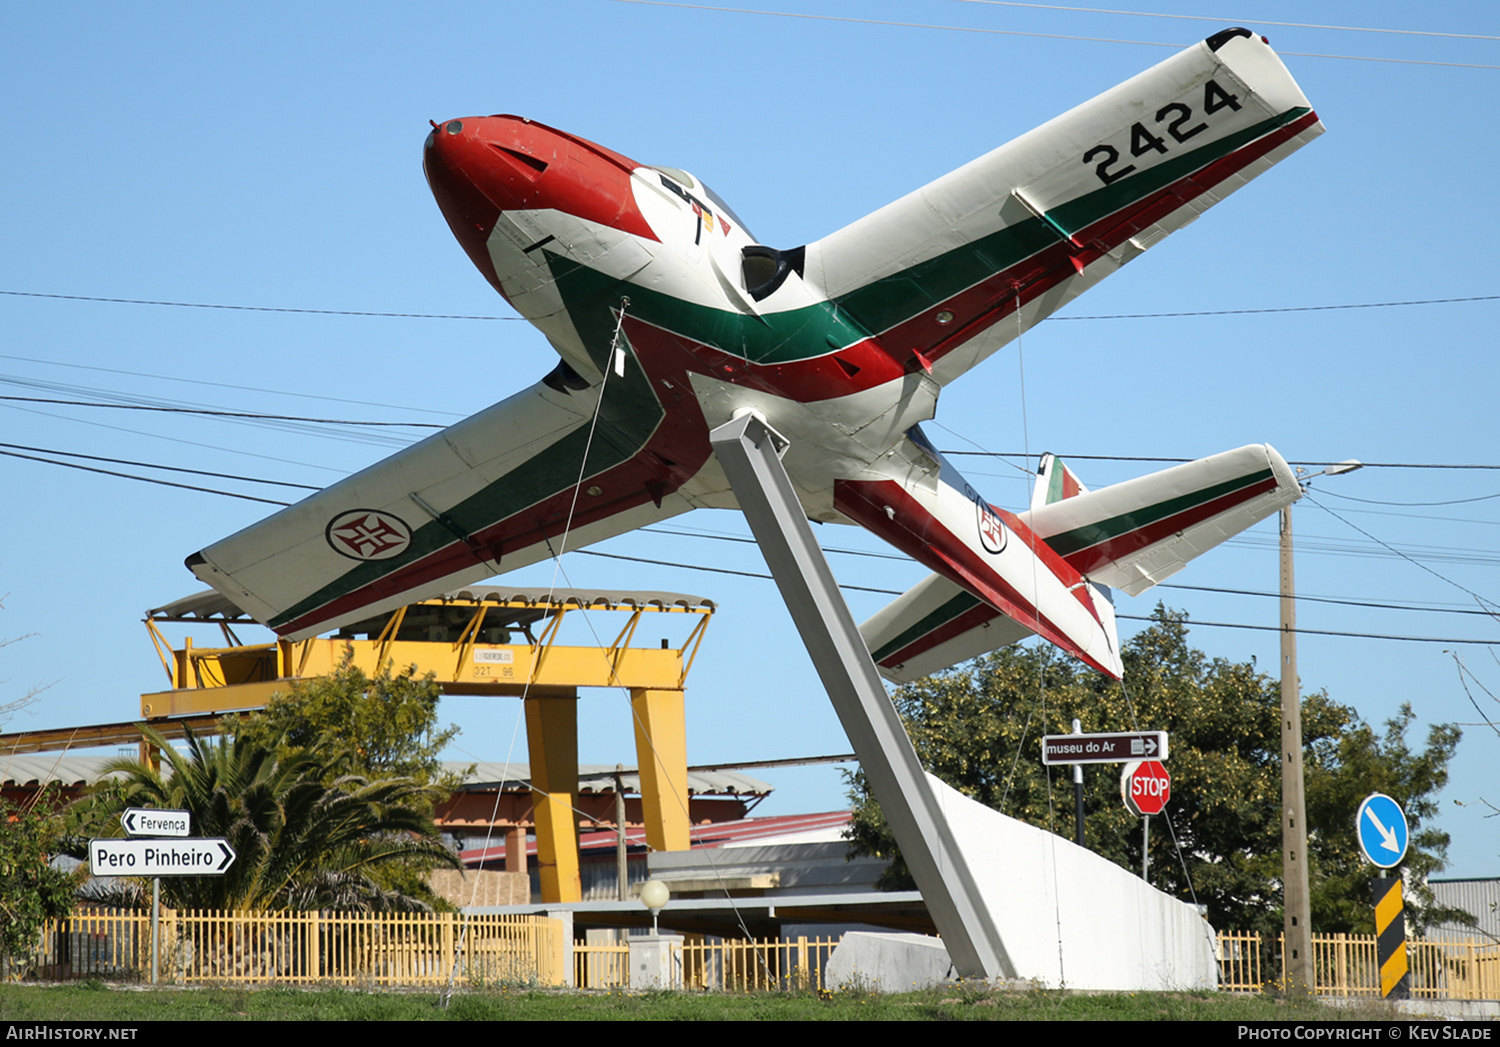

left=524, top=692, right=582, bottom=903
left=630, top=688, right=691, bottom=853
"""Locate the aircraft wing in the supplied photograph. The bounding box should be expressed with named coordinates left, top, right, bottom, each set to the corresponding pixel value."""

left=188, top=356, right=714, bottom=640
left=803, top=29, right=1322, bottom=385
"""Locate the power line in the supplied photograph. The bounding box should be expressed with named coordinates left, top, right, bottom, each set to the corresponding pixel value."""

left=7, top=286, right=1500, bottom=328
left=643, top=525, right=1500, bottom=617
left=1314, top=488, right=1500, bottom=508
left=1302, top=493, right=1500, bottom=615
left=1116, top=612, right=1495, bottom=645
left=9, top=444, right=1494, bottom=642
left=950, top=2, right=1500, bottom=43
left=939, top=451, right=1500, bottom=470
left=1054, top=294, right=1500, bottom=320
left=0, top=353, right=466, bottom=419
left=0, top=395, right=445, bottom=429
left=0, top=442, right=319, bottom=491
left=0, top=289, right=513, bottom=322
left=0, top=449, right=292, bottom=506
left=609, top=0, right=1500, bottom=69
left=578, top=548, right=1500, bottom=644
left=1158, top=582, right=1500, bottom=618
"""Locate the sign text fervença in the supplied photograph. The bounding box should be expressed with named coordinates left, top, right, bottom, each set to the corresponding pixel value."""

left=121, top=807, right=191, bottom=838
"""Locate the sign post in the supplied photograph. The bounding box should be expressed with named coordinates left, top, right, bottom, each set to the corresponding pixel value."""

left=93, top=811, right=235, bottom=985
left=1356, top=793, right=1411, bottom=1000
left=1040, top=729, right=1169, bottom=853
left=1121, top=760, right=1171, bottom=880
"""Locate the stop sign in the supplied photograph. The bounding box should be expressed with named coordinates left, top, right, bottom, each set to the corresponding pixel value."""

left=1121, top=760, right=1171, bottom=816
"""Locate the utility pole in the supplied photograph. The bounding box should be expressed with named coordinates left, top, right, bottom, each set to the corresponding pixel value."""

left=1280, top=460, right=1361, bottom=997
left=1280, top=503, right=1313, bottom=997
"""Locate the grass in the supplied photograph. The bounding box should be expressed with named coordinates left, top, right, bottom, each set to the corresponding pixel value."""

left=0, top=981, right=1413, bottom=1022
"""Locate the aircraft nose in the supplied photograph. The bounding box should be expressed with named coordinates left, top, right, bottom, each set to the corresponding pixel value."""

left=424, top=117, right=560, bottom=285
left=424, top=118, right=510, bottom=284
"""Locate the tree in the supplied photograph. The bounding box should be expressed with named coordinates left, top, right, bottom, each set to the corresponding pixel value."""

left=235, top=653, right=460, bottom=788
left=846, top=607, right=1464, bottom=935
left=0, top=589, right=54, bottom=730
left=78, top=725, right=460, bottom=911
left=0, top=790, right=77, bottom=972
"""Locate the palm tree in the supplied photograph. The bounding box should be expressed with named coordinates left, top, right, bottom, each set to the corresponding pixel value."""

left=85, top=725, right=459, bottom=912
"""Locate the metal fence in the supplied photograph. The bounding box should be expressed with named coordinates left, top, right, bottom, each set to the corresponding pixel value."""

left=573, top=935, right=840, bottom=991
left=22, top=915, right=1500, bottom=999
left=1218, top=931, right=1500, bottom=1000
left=30, top=908, right=564, bottom=987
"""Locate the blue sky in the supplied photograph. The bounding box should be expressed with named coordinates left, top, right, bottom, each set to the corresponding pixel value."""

left=3, top=2, right=1498, bottom=880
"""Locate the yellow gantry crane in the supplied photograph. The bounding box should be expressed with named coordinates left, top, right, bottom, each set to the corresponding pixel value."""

left=133, top=586, right=713, bottom=904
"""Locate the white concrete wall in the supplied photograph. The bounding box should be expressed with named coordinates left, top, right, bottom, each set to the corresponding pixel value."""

left=930, top=773, right=1217, bottom=990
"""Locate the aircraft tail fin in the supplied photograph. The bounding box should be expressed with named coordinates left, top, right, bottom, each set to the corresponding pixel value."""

left=1031, top=453, right=1090, bottom=512
left=1021, top=444, right=1300, bottom=596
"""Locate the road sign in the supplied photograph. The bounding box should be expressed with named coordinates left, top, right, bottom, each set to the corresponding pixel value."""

left=90, top=838, right=236, bottom=877
left=121, top=808, right=191, bottom=838
left=1121, top=760, right=1171, bottom=816
left=1041, top=730, right=1168, bottom=766
left=1356, top=793, right=1409, bottom=868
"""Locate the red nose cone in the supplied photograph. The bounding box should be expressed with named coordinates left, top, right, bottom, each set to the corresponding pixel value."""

left=424, top=115, right=656, bottom=291
left=423, top=118, right=516, bottom=291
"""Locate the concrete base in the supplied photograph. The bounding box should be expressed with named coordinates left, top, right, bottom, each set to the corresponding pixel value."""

left=928, top=773, right=1217, bottom=991
left=628, top=934, right=683, bottom=990
left=825, top=932, right=955, bottom=992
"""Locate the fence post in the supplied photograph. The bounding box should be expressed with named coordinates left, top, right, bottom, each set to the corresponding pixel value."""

left=441, top=912, right=454, bottom=985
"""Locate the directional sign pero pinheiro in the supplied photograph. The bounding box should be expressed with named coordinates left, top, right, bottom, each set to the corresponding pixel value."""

left=90, top=838, right=236, bottom=877
left=1041, top=731, right=1169, bottom=766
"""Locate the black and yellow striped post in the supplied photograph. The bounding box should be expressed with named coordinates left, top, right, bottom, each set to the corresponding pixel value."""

left=1373, top=876, right=1411, bottom=999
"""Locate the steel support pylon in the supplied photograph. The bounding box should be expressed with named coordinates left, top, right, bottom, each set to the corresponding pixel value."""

left=709, top=413, right=1013, bottom=979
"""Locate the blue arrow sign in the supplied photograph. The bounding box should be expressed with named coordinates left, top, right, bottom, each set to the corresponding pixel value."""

left=1356, top=793, right=1409, bottom=869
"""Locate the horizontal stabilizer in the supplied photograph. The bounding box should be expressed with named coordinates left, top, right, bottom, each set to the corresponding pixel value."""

left=860, top=573, right=1034, bottom=684
left=1022, top=444, right=1300, bottom=595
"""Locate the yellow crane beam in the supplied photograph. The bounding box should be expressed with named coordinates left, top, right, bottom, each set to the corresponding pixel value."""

left=137, top=588, right=714, bottom=904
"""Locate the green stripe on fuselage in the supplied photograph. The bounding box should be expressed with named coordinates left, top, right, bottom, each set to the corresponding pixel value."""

left=268, top=258, right=669, bottom=630
left=870, top=590, right=985, bottom=663
left=1042, top=468, right=1275, bottom=559
left=830, top=108, right=1310, bottom=339
left=534, top=109, right=1307, bottom=371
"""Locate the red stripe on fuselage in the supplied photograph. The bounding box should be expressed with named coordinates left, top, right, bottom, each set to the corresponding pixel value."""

left=876, top=602, right=1005, bottom=669
left=273, top=352, right=714, bottom=638
left=864, top=111, right=1322, bottom=379
left=1053, top=473, right=1281, bottom=578
left=835, top=479, right=1116, bottom=677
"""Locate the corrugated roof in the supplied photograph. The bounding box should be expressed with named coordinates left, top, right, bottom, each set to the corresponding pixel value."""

left=1, top=755, right=126, bottom=788
left=0, top=755, right=770, bottom=796
left=147, top=587, right=714, bottom=622
left=461, top=811, right=852, bottom=862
